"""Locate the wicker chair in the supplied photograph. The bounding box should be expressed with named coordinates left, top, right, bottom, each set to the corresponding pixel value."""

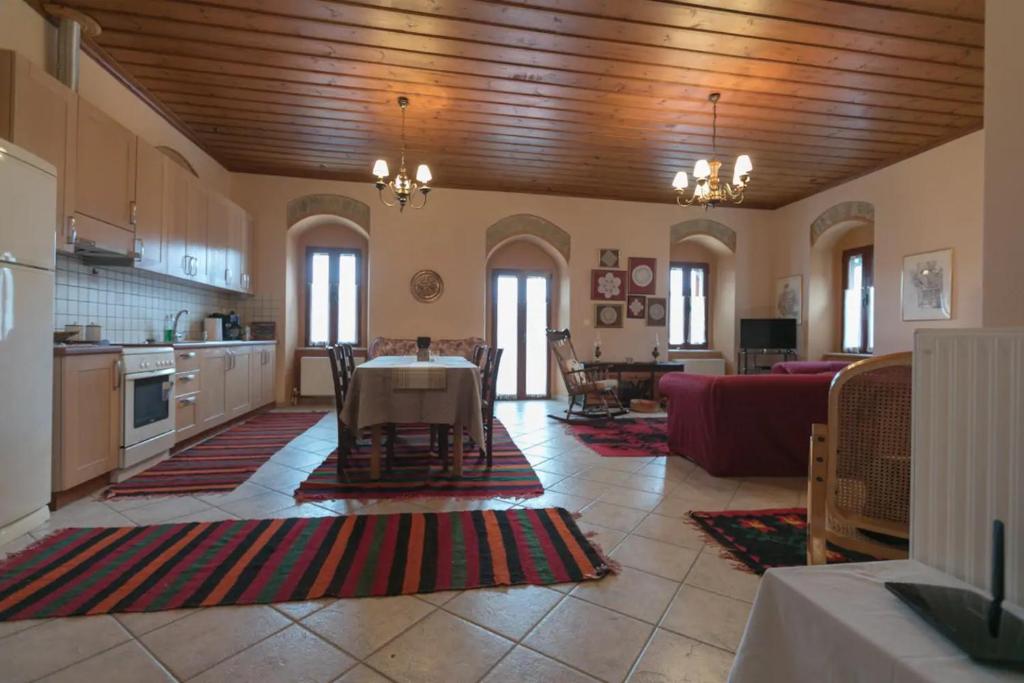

left=807, top=352, right=913, bottom=565
left=546, top=329, right=626, bottom=421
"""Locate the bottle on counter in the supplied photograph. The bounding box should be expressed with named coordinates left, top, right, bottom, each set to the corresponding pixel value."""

left=163, top=315, right=174, bottom=342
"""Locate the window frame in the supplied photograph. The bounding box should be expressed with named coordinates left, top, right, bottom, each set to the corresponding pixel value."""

left=669, top=261, right=711, bottom=350
left=841, top=245, right=874, bottom=354
left=489, top=268, right=553, bottom=400
left=304, top=246, right=362, bottom=347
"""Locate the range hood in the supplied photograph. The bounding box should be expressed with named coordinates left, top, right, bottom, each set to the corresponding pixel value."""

left=74, top=239, right=141, bottom=267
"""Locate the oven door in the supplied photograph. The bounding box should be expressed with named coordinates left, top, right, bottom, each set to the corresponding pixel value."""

left=123, top=368, right=176, bottom=447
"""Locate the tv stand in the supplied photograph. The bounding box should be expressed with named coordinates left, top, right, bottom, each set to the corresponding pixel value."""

left=738, top=348, right=796, bottom=375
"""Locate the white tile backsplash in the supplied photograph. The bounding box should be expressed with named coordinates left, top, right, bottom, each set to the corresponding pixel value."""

left=54, top=254, right=279, bottom=343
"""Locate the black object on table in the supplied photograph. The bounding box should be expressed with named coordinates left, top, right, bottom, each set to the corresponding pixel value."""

left=582, top=360, right=686, bottom=403
left=737, top=348, right=796, bottom=375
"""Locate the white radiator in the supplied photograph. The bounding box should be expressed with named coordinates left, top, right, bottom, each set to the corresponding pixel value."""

left=912, top=328, right=1024, bottom=605
left=679, top=358, right=725, bottom=376
left=299, top=355, right=334, bottom=397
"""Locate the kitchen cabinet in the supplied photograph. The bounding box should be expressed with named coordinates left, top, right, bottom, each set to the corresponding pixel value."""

left=248, top=345, right=276, bottom=407
left=134, top=139, right=165, bottom=273
left=261, top=345, right=276, bottom=406
left=242, top=213, right=255, bottom=293
left=206, top=192, right=230, bottom=289
left=226, top=203, right=245, bottom=292
left=198, top=347, right=227, bottom=428
left=0, top=51, right=76, bottom=251
left=186, top=177, right=208, bottom=283
left=163, top=158, right=190, bottom=280
left=225, top=347, right=251, bottom=418
left=52, top=352, right=121, bottom=492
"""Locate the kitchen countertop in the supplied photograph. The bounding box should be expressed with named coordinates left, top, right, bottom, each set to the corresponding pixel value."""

left=119, top=340, right=277, bottom=349
left=53, top=344, right=123, bottom=356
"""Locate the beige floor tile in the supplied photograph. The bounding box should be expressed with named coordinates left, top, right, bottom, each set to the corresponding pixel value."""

left=610, top=535, right=700, bottom=581
left=684, top=552, right=761, bottom=603
left=549, top=476, right=613, bottom=499
left=366, top=610, right=513, bottom=683
left=119, top=496, right=215, bottom=525
left=577, top=467, right=636, bottom=486
left=533, top=469, right=568, bottom=488
left=415, top=590, right=461, bottom=606
left=571, top=565, right=678, bottom=624
left=37, top=640, right=173, bottom=683
left=523, top=597, right=653, bottom=682
left=216, top=489, right=297, bottom=518
left=140, top=605, right=290, bottom=680
left=599, top=488, right=664, bottom=512
left=660, top=585, right=752, bottom=653
left=413, top=497, right=515, bottom=513
left=445, top=585, right=564, bottom=639
left=592, top=456, right=652, bottom=473
left=0, top=615, right=131, bottom=683
left=534, top=458, right=589, bottom=477
left=191, top=624, right=355, bottom=683
left=623, top=474, right=680, bottom=496
left=636, top=459, right=696, bottom=482
left=517, top=490, right=593, bottom=513
left=250, top=462, right=314, bottom=494
left=165, top=508, right=241, bottom=524
left=0, top=533, right=36, bottom=560
left=272, top=446, right=331, bottom=471
left=0, top=618, right=44, bottom=641
left=115, top=608, right=196, bottom=637
left=263, top=503, right=338, bottom=518
left=627, top=628, right=733, bottom=683
left=32, top=500, right=134, bottom=536
left=576, top=521, right=627, bottom=554
left=314, top=498, right=369, bottom=515
left=483, top=646, right=599, bottom=683
left=683, top=469, right=742, bottom=495
left=302, top=595, right=434, bottom=658
left=335, top=664, right=394, bottom=682
left=632, top=514, right=710, bottom=550
left=272, top=598, right=334, bottom=620
left=196, top=481, right=272, bottom=507
left=578, top=501, right=647, bottom=532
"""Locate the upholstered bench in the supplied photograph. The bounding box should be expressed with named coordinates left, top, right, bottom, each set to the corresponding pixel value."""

left=366, top=336, right=486, bottom=361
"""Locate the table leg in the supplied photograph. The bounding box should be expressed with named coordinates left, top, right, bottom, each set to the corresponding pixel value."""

left=370, top=425, right=382, bottom=480
left=452, top=420, right=464, bottom=478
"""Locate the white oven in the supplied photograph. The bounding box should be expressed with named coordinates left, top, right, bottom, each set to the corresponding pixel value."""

left=120, top=347, right=176, bottom=469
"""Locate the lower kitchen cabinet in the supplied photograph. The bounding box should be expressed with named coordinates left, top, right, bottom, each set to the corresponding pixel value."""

left=225, top=347, right=251, bottom=419
left=52, top=352, right=121, bottom=492
left=198, top=347, right=227, bottom=429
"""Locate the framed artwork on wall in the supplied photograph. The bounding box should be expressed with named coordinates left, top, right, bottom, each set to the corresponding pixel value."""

left=901, top=248, right=952, bottom=321
left=591, top=269, right=626, bottom=300
left=646, top=297, right=667, bottom=326
left=595, top=303, right=624, bottom=328
left=626, top=295, right=647, bottom=319
left=774, top=275, right=803, bottom=325
left=599, top=248, right=620, bottom=268
left=627, top=257, right=657, bottom=295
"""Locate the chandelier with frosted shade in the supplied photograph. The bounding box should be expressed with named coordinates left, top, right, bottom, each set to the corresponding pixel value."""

left=372, top=96, right=432, bottom=211
left=672, top=93, right=752, bottom=209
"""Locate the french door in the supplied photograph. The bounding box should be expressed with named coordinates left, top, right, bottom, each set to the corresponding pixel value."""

left=491, top=270, right=551, bottom=399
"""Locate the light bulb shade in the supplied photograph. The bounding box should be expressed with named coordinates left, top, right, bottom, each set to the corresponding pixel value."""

left=732, top=168, right=744, bottom=187
left=415, top=163, right=432, bottom=184
left=671, top=171, right=688, bottom=190
left=693, top=159, right=711, bottom=180
left=372, top=159, right=390, bottom=178
left=734, top=154, right=753, bottom=176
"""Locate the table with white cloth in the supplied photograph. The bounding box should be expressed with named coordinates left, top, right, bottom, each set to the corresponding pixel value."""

left=729, top=560, right=1024, bottom=683
left=339, top=355, right=484, bottom=479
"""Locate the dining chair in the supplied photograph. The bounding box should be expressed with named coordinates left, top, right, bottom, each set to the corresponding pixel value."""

left=325, top=344, right=351, bottom=474
left=478, top=347, right=503, bottom=468
left=807, top=352, right=913, bottom=565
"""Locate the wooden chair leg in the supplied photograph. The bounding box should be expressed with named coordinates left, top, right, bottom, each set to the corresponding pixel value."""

left=385, top=423, right=397, bottom=471
left=485, top=416, right=494, bottom=468
left=807, top=423, right=829, bottom=565
left=438, top=425, right=450, bottom=472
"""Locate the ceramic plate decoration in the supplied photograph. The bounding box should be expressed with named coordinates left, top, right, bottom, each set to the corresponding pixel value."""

left=627, top=295, right=646, bottom=319
left=410, top=269, right=444, bottom=303
left=628, top=257, right=657, bottom=295
left=591, top=269, right=626, bottom=301
left=646, top=297, right=667, bottom=326
left=599, top=248, right=620, bottom=268
left=595, top=303, right=624, bottom=328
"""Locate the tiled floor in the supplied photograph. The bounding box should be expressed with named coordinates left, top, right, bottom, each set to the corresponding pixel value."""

left=0, top=400, right=807, bottom=683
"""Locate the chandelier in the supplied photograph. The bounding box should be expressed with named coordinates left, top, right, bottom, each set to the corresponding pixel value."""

left=372, top=96, right=432, bottom=211
left=672, top=93, right=753, bottom=209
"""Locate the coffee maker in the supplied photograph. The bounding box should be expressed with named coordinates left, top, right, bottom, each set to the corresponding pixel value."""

left=210, top=311, right=242, bottom=340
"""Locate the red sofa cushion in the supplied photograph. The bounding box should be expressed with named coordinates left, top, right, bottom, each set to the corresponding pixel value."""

left=658, top=372, right=832, bottom=477
left=771, top=360, right=850, bottom=375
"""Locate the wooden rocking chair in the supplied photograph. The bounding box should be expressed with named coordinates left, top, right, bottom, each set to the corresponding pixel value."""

left=546, top=329, right=626, bottom=422
left=807, top=352, right=913, bottom=565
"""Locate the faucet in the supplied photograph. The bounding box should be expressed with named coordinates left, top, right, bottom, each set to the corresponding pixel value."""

left=172, top=309, right=189, bottom=341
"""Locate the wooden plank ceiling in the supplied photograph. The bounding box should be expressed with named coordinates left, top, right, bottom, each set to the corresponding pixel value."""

left=48, top=0, right=985, bottom=208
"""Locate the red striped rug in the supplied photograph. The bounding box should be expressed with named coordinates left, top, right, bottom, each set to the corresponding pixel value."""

left=106, top=411, right=326, bottom=498
left=568, top=418, right=670, bottom=457
left=294, top=421, right=544, bottom=502
left=0, top=508, right=610, bottom=621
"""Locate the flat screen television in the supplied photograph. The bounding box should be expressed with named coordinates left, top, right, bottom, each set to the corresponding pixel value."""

left=740, top=318, right=797, bottom=350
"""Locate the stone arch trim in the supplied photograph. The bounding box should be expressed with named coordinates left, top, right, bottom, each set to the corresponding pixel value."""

left=485, top=214, right=570, bottom=263
left=810, top=201, right=874, bottom=245
left=286, top=194, right=370, bottom=233
left=669, top=219, right=737, bottom=253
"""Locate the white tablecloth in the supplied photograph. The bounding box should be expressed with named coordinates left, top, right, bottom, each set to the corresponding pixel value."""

left=730, top=560, right=1024, bottom=683
left=340, top=355, right=484, bottom=445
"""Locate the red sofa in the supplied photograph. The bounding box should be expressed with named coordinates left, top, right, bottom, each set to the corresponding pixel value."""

left=658, top=372, right=834, bottom=477
left=771, top=360, right=851, bottom=375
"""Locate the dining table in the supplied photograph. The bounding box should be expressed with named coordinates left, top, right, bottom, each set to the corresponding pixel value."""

left=339, top=355, right=485, bottom=479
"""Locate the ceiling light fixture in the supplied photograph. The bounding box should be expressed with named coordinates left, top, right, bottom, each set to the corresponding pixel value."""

left=672, top=93, right=752, bottom=209
left=372, top=96, right=432, bottom=211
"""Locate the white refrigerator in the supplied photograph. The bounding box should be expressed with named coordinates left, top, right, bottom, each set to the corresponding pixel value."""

left=0, top=139, right=56, bottom=543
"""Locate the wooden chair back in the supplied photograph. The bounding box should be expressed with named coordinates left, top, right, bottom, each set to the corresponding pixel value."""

left=325, top=344, right=347, bottom=414
left=481, top=347, right=503, bottom=410
left=472, top=343, right=489, bottom=369
left=546, top=329, right=589, bottom=394
left=339, top=343, right=356, bottom=386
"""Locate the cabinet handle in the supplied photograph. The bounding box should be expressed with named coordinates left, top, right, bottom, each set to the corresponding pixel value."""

left=66, top=216, right=77, bottom=245
left=114, top=359, right=123, bottom=389
left=129, top=201, right=138, bottom=226
left=178, top=396, right=196, bottom=406
left=182, top=254, right=190, bottom=275
left=179, top=351, right=196, bottom=359
left=191, top=257, right=198, bottom=277
left=134, top=238, right=144, bottom=261
left=179, top=372, right=197, bottom=382
left=225, top=267, right=231, bottom=284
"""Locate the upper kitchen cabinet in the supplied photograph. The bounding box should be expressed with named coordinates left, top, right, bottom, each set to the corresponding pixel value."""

left=186, top=176, right=208, bottom=283
left=0, top=50, right=76, bottom=250
left=206, top=191, right=230, bottom=289
left=72, top=98, right=137, bottom=254
left=163, top=157, right=189, bottom=279
left=134, top=139, right=165, bottom=273
left=242, top=212, right=255, bottom=293
left=226, top=202, right=246, bottom=292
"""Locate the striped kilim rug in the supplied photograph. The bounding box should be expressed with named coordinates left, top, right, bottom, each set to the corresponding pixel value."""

left=568, top=418, right=670, bottom=457
left=0, top=508, right=610, bottom=621
left=106, top=411, right=325, bottom=499
left=294, top=421, right=545, bottom=501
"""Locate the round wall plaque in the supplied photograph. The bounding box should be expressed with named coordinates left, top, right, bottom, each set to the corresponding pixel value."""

left=410, top=269, right=444, bottom=303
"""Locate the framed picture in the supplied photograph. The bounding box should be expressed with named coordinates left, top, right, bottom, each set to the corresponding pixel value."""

left=626, top=295, right=646, bottom=319
left=591, top=269, right=626, bottom=301
left=595, top=303, right=624, bottom=328
left=774, top=275, right=803, bottom=325
left=627, top=257, right=657, bottom=295
left=599, top=248, right=620, bottom=268
left=646, top=297, right=667, bottom=326
left=902, top=248, right=952, bottom=320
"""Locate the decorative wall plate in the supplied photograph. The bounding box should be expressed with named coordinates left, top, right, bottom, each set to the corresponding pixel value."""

left=646, top=297, right=667, bottom=326
left=627, top=295, right=647, bottom=319
left=591, top=269, right=626, bottom=301
left=595, top=303, right=624, bottom=328
left=599, top=248, right=620, bottom=268
left=628, top=257, right=657, bottom=295
left=410, top=269, right=444, bottom=303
